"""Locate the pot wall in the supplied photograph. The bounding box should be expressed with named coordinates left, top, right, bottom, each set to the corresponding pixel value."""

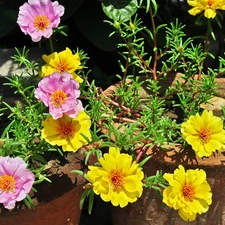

left=0, top=152, right=86, bottom=225
left=0, top=185, right=84, bottom=225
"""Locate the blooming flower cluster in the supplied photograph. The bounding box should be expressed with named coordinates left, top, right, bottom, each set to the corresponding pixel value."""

left=35, top=58, right=91, bottom=152
left=2, top=0, right=225, bottom=222
left=0, top=0, right=92, bottom=210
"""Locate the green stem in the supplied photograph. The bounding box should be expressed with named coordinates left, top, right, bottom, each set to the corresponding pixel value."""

left=49, top=37, right=54, bottom=53
left=38, top=41, right=41, bottom=49
left=149, top=6, right=157, bottom=81
left=198, top=19, right=210, bottom=80
left=18, top=86, right=33, bottom=109
left=36, top=138, right=45, bottom=152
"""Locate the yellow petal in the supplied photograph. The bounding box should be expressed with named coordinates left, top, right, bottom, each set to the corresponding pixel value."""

left=124, top=175, right=139, bottom=192
left=178, top=208, right=196, bottom=221
left=204, top=8, right=216, bottom=18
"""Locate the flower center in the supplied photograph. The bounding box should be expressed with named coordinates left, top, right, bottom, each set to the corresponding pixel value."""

left=110, top=170, right=124, bottom=192
left=0, top=174, right=16, bottom=193
left=183, top=184, right=195, bottom=201
left=33, top=15, right=50, bottom=31
left=58, top=122, right=75, bottom=138
left=50, top=90, right=68, bottom=108
left=207, top=0, right=214, bottom=7
left=56, top=61, right=68, bottom=73
left=199, top=128, right=211, bottom=144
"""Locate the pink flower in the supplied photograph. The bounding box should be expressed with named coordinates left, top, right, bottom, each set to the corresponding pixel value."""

left=34, top=72, right=84, bottom=119
left=17, top=0, right=64, bottom=42
left=0, top=156, right=35, bottom=209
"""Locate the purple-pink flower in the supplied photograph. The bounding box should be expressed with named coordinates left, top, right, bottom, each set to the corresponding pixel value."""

left=0, top=156, right=35, bottom=209
left=17, top=0, right=64, bottom=42
left=35, top=72, right=84, bottom=119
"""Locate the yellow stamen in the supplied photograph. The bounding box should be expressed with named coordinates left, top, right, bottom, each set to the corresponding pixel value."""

left=50, top=90, right=67, bottom=108
left=183, top=184, right=195, bottom=201
left=110, top=170, right=124, bottom=192
left=33, top=15, right=50, bottom=31
left=208, top=0, right=214, bottom=7
left=58, top=122, right=75, bottom=138
left=56, top=61, right=69, bottom=73
left=199, top=128, right=211, bottom=144
left=0, top=174, right=16, bottom=193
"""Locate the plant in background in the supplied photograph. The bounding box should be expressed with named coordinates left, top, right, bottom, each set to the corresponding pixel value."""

left=1, top=0, right=225, bottom=223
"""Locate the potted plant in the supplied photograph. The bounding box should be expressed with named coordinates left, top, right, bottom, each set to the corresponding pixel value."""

left=77, top=1, right=225, bottom=225
left=1, top=0, right=225, bottom=225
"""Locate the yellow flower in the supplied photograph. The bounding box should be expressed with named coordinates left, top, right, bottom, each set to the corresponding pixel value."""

left=181, top=110, right=225, bottom=157
left=87, top=147, right=144, bottom=207
left=41, top=112, right=91, bottom=152
left=41, top=47, right=83, bottom=83
left=163, top=165, right=212, bottom=221
left=187, top=0, right=225, bottom=18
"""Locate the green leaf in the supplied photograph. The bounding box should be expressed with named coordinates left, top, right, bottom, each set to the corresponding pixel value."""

left=150, top=0, right=158, bottom=16
left=23, top=194, right=35, bottom=209
left=138, top=155, right=151, bottom=167
left=102, top=0, right=138, bottom=22
left=32, top=154, right=46, bottom=165
left=71, top=169, right=88, bottom=180
left=79, top=188, right=90, bottom=209
left=88, top=190, right=95, bottom=214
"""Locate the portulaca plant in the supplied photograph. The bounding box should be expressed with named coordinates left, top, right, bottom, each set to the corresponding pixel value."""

left=0, top=0, right=91, bottom=210
left=0, top=0, right=225, bottom=223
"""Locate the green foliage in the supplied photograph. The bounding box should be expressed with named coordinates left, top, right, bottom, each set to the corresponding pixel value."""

left=0, top=47, right=61, bottom=208
left=1, top=0, right=225, bottom=213
left=79, top=0, right=225, bottom=199
left=143, top=170, right=168, bottom=192
left=102, top=0, right=138, bottom=22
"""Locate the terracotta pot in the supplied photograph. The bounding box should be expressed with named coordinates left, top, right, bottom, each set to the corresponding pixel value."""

left=111, top=145, right=225, bottom=225
left=0, top=151, right=86, bottom=225
left=0, top=185, right=84, bottom=225
left=103, top=74, right=225, bottom=224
